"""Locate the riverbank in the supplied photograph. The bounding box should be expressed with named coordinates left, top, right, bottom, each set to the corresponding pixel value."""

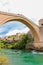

left=25, top=43, right=43, bottom=52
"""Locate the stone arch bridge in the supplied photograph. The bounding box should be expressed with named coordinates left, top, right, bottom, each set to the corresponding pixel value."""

left=0, top=11, right=43, bottom=48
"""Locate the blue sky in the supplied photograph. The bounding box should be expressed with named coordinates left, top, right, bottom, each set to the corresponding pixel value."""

left=0, top=0, right=43, bottom=37
left=0, top=21, right=28, bottom=37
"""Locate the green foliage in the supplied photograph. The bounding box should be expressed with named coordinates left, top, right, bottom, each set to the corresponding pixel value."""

left=27, top=38, right=34, bottom=43
left=0, top=34, right=34, bottom=49
left=8, top=35, right=16, bottom=38
left=18, top=34, right=28, bottom=48
left=0, top=40, right=5, bottom=43
left=0, top=40, right=5, bottom=48
left=6, top=44, right=13, bottom=49
left=13, top=34, right=28, bottom=49
left=0, top=43, right=4, bottom=48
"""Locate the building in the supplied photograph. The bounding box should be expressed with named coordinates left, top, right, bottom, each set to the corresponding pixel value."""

left=0, top=37, right=2, bottom=41
left=15, top=33, right=22, bottom=40
left=28, top=31, right=33, bottom=38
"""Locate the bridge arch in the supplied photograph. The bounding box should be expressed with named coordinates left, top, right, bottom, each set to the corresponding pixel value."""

left=0, top=12, right=41, bottom=43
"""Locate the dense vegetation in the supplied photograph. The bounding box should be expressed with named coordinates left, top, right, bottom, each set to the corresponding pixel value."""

left=0, top=34, right=34, bottom=49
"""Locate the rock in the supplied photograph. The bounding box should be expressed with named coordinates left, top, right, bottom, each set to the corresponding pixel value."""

left=25, top=43, right=34, bottom=50
left=25, top=43, right=43, bottom=52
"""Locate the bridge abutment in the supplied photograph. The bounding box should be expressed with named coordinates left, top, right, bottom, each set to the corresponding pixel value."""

left=33, top=19, right=43, bottom=50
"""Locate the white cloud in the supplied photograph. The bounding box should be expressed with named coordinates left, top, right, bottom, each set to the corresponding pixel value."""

left=0, top=0, right=43, bottom=24
left=5, top=27, right=29, bottom=36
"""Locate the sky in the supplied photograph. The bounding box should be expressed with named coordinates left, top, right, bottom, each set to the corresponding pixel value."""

left=0, top=21, right=29, bottom=37
left=0, top=0, right=43, bottom=37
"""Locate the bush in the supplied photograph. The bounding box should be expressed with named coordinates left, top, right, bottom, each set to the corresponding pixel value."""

left=0, top=34, right=34, bottom=49
left=5, top=44, right=13, bottom=49
left=13, top=34, right=28, bottom=49
left=0, top=43, right=5, bottom=48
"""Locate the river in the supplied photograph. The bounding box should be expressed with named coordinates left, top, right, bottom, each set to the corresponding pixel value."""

left=0, top=49, right=43, bottom=65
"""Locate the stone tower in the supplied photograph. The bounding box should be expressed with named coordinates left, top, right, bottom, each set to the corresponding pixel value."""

left=39, top=19, right=43, bottom=43
left=39, top=19, right=43, bottom=27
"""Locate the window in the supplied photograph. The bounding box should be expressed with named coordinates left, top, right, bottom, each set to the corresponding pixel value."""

left=41, top=24, right=43, bottom=26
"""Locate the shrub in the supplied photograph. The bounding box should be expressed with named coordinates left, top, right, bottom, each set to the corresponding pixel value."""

left=0, top=43, right=5, bottom=48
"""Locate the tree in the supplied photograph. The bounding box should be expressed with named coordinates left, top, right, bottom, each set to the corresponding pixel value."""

left=14, top=34, right=28, bottom=49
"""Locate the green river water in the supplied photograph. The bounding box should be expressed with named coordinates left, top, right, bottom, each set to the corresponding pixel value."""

left=0, top=49, right=43, bottom=65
